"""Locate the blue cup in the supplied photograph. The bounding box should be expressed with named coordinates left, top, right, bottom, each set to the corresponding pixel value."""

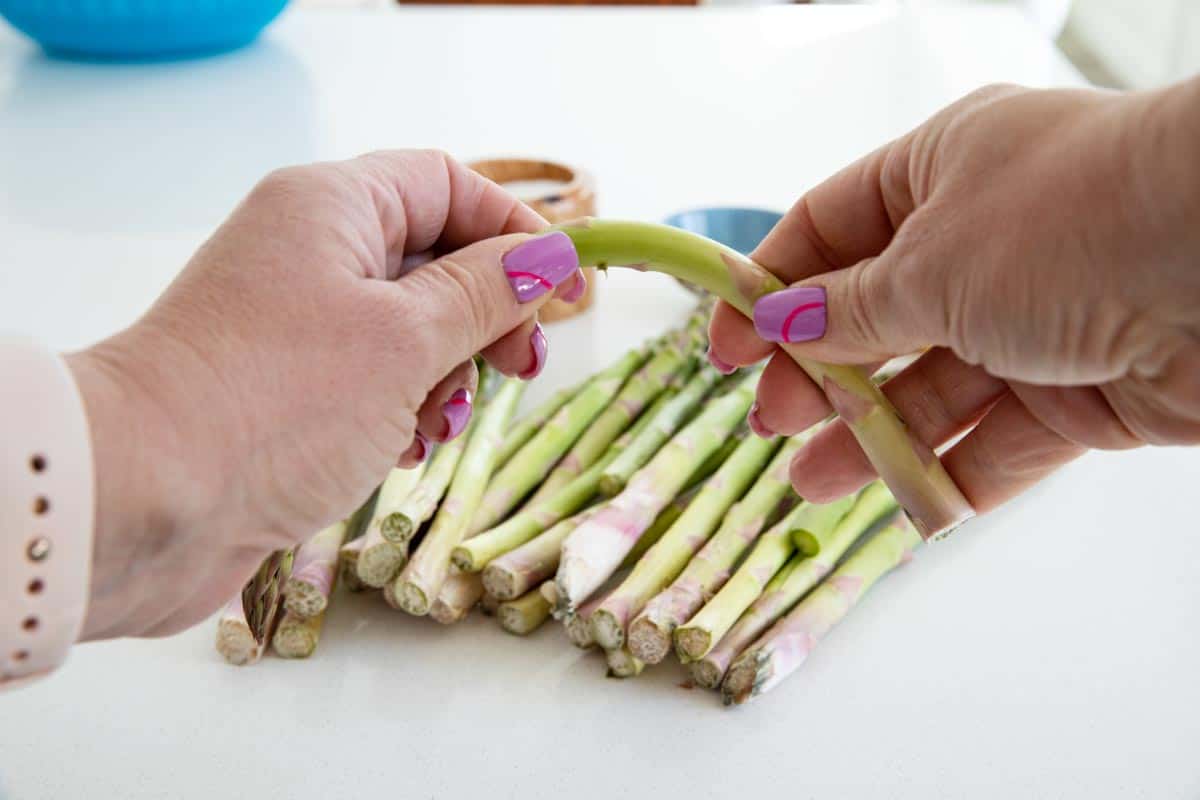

left=0, top=0, right=289, bottom=60
left=662, top=206, right=783, bottom=256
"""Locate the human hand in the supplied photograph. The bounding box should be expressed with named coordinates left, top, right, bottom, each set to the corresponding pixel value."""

left=709, top=79, right=1200, bottom=515
left=66, top=150, right=585, bottom=639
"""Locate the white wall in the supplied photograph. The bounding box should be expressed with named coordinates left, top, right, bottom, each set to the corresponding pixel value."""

left=1068, top=0, right=1200, bottom=88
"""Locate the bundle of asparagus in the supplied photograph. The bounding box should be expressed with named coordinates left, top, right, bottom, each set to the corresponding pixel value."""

left=214, top=301, right=924, bottom=706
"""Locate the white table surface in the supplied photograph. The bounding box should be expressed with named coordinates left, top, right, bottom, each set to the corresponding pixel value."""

left=1, top=6, right=1196, bottom=799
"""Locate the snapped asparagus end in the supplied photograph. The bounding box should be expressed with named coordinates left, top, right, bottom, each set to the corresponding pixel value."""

left=481, top=564, right=519, bottom=601
left=588, top=608, right=625, bottom=651
left=356, top=542, right=407, bottom=588
left=673, top=626, right=713, bottom=663
left=379, top=513, right=416, bottom=546
left=282, top=579, right=328, bottom=620
left=627, top=617, right=672, bottom=665
left=272, top=613, right=322, bottom=659
left=687, top=659, right=724, bottom=691
left=394, top=581, right=432, bottom=616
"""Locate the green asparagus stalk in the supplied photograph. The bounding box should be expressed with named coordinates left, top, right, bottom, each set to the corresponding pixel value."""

left=281, top=521, right=346, bottom=618
left=521, top=344, right=692, bottom=509
left=469, top=347, right=650, bottom=535
left=676, top=482, right=897, bottom=662
left=452, top=383, right=676, bottom=574
left=393, top=371, right=524, bottom=615
left=356, top=464, right=427, bottom=587
left=552, top=218, right=974, bottom=539
left=605, top=646, right=645, bottom=678
left=497, top=585, right=554, bottom=635
left=590, top=434, right=782, bottom=653
left=721, top=511, right=921, bottom=704
left=216, top=549, right=294, bottom=666
left=598, top=365, right=723, bottom=497
left=685, top=484, right=893, bottom=684
left=496, top=380, right=583, bottom=467
left=481, top=506, right=600, bottom=601
left=379, top=439, right=468, bottom=546
left=555, top=371, right=759, bottom=613
left=430, top=572, right=484, bottom=625
left=271, top=609, right=325, bottom=659
left=626, top=435, right=810, bottom=661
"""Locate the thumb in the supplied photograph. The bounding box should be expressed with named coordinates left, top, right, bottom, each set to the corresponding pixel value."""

left=394, top=230, right=583, bottom=372
left=750, top=248, right=943, bottom=363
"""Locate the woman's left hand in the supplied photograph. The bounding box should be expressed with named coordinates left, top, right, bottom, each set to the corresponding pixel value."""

left=67, top=149, right=585, bottom=640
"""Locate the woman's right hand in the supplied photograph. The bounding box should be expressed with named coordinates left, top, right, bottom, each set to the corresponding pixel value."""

left=709, top=79, right=1200, bottom=514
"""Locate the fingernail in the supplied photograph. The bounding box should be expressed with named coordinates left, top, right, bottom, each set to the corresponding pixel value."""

left=753, top=286, right=826, bottom=344
left=502, top=232, right=580, bottom=303
left=410, top=431, right=430, bottom=464
left=706, top=347, right=736, bottom=375
left=747, top=402, right=776, bottom=439
left=519, top=323, right=547, bottom=380
left=557, top=269, right=587, bottom=303
left=438, top=389, right=472, bottom=442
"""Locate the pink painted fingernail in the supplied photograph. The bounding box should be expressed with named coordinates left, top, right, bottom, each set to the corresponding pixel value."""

left=747, top=402, right=776, bottom=439
left=557, top=269, right=587, bottom=303
left=519, top=323, right=548, bottom=380
left=438, top=389, right=472, bottom=442
left=706, top=347, right=736, bottom=375
left=502, top=232, right=580, bottom=303
left=753, top=287, right=826, bottom=343
left=410, top=431, right=430, bottom=464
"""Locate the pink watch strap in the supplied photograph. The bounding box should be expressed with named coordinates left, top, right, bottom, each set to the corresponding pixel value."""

left=1, top=336, right=95, bottom=688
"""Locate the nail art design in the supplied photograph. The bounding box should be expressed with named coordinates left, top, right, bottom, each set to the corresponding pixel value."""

left=753, top=287, right=827, bottom=344
left=502, top=232, right=580, bottom=303
left=439, top=389, right=473, bottom=442
left=558, top=269, right=587, bottom=303
left=747, top=402, right=776, bottom=439
left=706, top=347, right=736, bottom=375
left=410, top=431, right=430, bottom=464
left=519, top=323, right=548, bottom=380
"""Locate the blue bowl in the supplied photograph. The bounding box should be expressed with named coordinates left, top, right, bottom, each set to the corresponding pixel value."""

left=662, top=206, right=783, bottom=256
left=0, top=0, right=289, bottom=60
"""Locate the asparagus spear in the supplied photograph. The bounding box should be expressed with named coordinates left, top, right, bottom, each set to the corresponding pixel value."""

left=482, top=506, right=600, bottom=601
left=555, top=371, right=759, bottom=613
left=452, top=384, right=675, bottom=573
left=676, top=483, right=897, bottom=662
left=685, top=484, right=892, bottom=684
left=590, top=434, right=782, bottom=653
left=283, top=521, right=349, bottom=618
left=598, top=365, right=723, bottom=497
left=521, top=343, right=692, bottom=509
left=356, top=464, right=427, bottom=585
left=496, top=380, right=582, bottom=467
left=722, top=510, right=921, bottom=704
left=272, top=610, right=325, bottom=659
left=393, top=371, right=524, bottom=615
left=430, top=573, right=484, bottom=625
left=216, top=549, right=293, bottom=666
left=497, top=585, right=554, bottom=635
left=552, top=219, right=974, bottom=539
left=469, top=347, right=650, bottom=534
left=335, top=496, right=377, bottom=593
left=379, top=439, right=467, bottom=546
left=605, top=646, right=645, bottom=678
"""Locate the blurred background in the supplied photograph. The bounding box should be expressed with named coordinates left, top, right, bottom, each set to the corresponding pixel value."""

left=294, top=0, right=1199, bottom=90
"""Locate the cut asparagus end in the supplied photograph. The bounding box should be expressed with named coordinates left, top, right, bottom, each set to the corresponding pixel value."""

left=626, top=616, right=672, bottom=664
left=721, top=654, right=764, bottom=705
left=589, top=608, right=626, bottom=651
left=481, top=563, right=519, bottom=601
left=282, top=579, right=328, bottom=619
left=497, top=587, right=553, bottom=635
left=356, top=541, right=407, bottom=588
left=674, top=625, right=712, bottom=663
left=380, top=513, right=417, bottom=546
left=430, top=573, right=484, bottom=625
left=564, top=611, right=595, bottom=649
left=605, top=647, right=645, bottom=679
left=272, top=611, right=323, bottom=659
left=394, top=581, right=432, bottom=616
left=552, top=218, right=975, bottom=539
left=215, top=617, right=259, bottom=666
left=688, top=658, right=725, bottom=691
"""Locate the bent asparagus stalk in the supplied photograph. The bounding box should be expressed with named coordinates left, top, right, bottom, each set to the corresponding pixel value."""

left=216, top=549, right=294, bottom=666
left=497, top=585, right=554, bottom=635
left=722, top=511, right=921, bottom=704
left=356, top=464, right=427, bottom=587
left=618, top=436, right=803, bottom=661
left=283, top=521, right=348, bottom=619
left=379, top=438, right=467, bottom=546
left=430, top=573, right=485, bottom=625
left=591, top=434, right=781, bottom=652
left=496, top=380, right=582, bottom=467
left=686, top=483, right=892, bottom=684
left=555, top=371, right=758, bottom=613
left=677, top=482, right=897, bottom=662
left=453, top=384, right=675, bottom=574
left=393, top=371, right=523, bottom=614
left=598, top=365, right=723, bottom=497
left=272, top=610, right=325, bottom=659
left=551, top=219, right=973, bottom=539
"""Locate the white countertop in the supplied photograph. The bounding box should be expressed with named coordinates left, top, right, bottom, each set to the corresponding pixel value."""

left=1, top=6, right=1196, bottom=799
